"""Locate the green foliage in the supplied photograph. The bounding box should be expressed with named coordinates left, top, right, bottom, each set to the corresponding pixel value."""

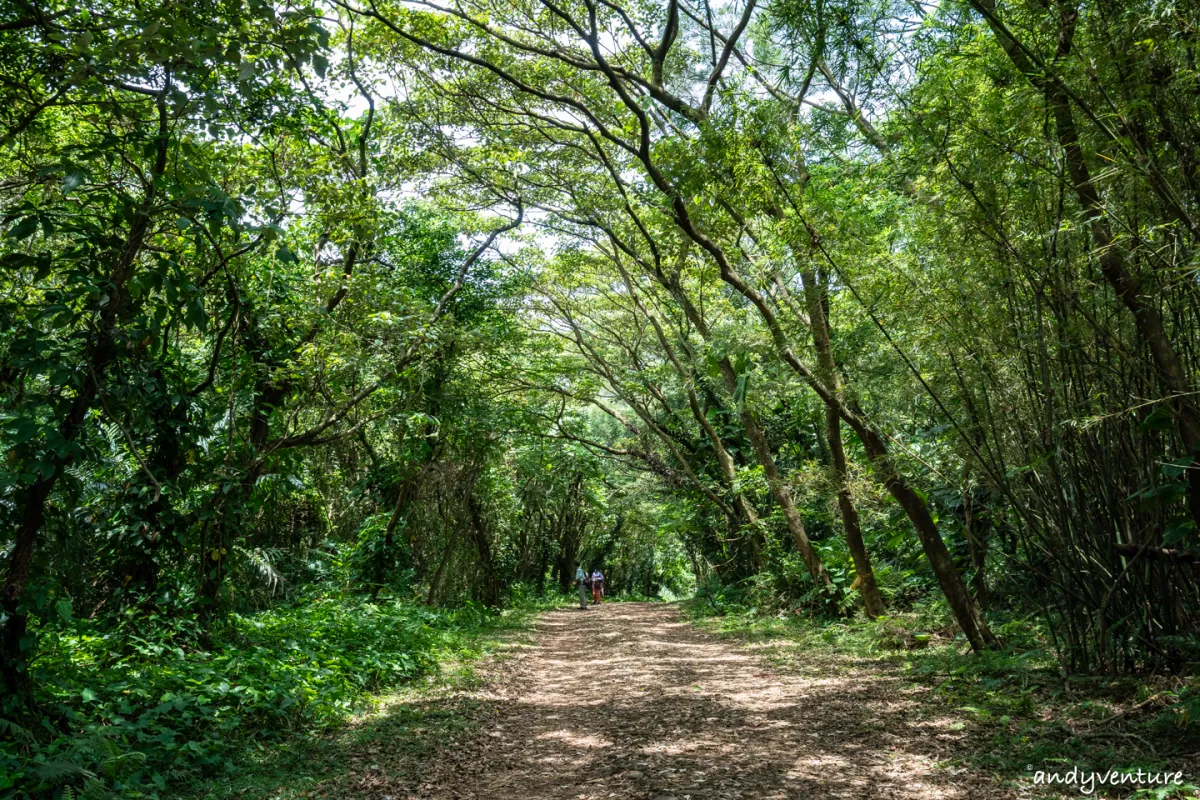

left=1, top=595, right=520, bottom=798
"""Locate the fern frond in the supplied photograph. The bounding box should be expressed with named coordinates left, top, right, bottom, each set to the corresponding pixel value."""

left=0, top=717, right=34, bottom=743
left=99, top=749, right=146, bottom=778
left=80, top=775, right=116, bottom=800
left=235, top=545, right=285, bottom=593
left=33, top=760, right=94, bottom=783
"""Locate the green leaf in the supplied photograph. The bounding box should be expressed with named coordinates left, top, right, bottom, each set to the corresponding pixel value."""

left=1140, top=405, right=1174, bottom=432
left=1162, top=455, right=1194, bottom=479
left=61, top=170, right=87, bottom=195
left=186, top=296, right=207, bottom=331
left=5, top=217, right=38, bottom=240
left=1163, top=520, right=1194, bottom=546
left=54, top=598, right=72, bottom=622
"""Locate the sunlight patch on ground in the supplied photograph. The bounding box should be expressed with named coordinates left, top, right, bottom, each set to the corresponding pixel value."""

left=534, top=729, right=614, bottom=749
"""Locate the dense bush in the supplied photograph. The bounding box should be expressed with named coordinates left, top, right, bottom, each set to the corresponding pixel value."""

left=1, top=596, right=512, bottom=798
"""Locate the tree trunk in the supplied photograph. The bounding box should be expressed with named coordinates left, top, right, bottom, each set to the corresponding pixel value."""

left=856, top=424, right=999, bottom=651
left=426, top=524, right=460, bottom=605
left=739, top=401, right=834, bottom=591
left=710, top=356, right=831, bottom=590
left=124, top=381, right=190, bottom=601
left=796, top=265, right=885, bottom=617
left=466, top=493, right=501, bottom=607
left=0, top=478, right=52, bottom=707
left=536, top=539, right=550, bottom=595
left=374, top=473, right=420, bottom=598
left=963, top=484, right=992, bottom=609
left=827, top=405, right=886, bottom=618
left=2, top=99, right=170, bottom=699
left=554, top=475, right=585, bottom=593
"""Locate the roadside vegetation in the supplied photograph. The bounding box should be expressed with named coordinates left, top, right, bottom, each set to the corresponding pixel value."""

left=4, top=593, right=548, bottom=797
left=687, top=594, right=1200, bottom=798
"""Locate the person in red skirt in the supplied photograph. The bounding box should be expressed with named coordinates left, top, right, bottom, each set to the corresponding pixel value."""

left=590, top=567, right=605, bottom=604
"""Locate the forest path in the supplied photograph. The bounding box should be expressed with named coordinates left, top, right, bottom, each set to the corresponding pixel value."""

left=405, top=602, right=1005, bottom=800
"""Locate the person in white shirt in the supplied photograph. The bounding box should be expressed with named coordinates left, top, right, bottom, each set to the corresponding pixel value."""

left=574, top=565, right=589, bottom=610
left=590, top=568, right=605, bottom=605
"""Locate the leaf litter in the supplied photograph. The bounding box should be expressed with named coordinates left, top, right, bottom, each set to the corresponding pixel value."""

left=314, top=603, right=1017, bottom=799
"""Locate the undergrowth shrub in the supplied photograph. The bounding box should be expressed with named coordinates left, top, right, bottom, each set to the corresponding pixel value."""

left=1, top=595, right=513, bottom=798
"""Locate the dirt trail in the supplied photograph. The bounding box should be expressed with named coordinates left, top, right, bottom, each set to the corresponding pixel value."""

left=403, top=602, right=1005, bottom=800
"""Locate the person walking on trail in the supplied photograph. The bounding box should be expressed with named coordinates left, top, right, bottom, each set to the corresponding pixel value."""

left=575, top=565, right=589, bottom=610
left=590, top=568, right=605, bottom=605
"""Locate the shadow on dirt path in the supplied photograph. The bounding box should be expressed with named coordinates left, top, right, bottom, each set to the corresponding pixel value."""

left=398, top=602, right=1009, bottom=800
